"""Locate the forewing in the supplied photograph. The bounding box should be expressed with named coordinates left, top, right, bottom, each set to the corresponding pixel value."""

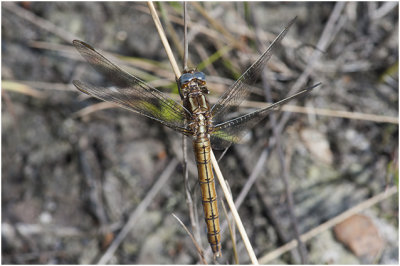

left=211, top=17, right=297, bottom=125
left=210, top=84, right=319, bottom=150
left=72, top=40, right=191, bottom=134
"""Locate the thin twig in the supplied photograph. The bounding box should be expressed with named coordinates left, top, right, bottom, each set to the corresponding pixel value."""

left=206, top=141, right=274, bottom=260
left=182, top=129, right=203, bottom=261
left=183, top=2, right=188, bottom=71
left=147, top=1, right=181, bottom=78
left=172, top=213, right=207, bottom=264
left=238, top=100, right=399, bottom=124
left=210, top=151, right=259, bottom=264
left=159, top=2, right=185, bottom=64
left=181, top=2, right=203, bottom=257
left=259, top=186, right=398, bottom=264
left=221, top=200, right=238, bottom=264
left=182, top=133, right=203, bottom=254
left=97, top=159, right=178, bottom=264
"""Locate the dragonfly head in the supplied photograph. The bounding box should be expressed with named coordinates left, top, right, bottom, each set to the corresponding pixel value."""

left=178, top=70, right=208, bottom=98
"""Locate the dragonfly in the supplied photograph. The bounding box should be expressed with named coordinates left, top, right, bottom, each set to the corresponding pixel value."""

left=72, top=17, right=319, bottom=257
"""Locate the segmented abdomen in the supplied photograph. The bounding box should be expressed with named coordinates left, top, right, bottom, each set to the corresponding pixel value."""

left=193, top=137, right=221, bottom=256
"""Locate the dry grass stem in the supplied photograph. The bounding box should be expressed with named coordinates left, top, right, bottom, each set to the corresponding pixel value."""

left=172, top=213, right=207, bottom=264
left=3, top=81, right=47, bottom=99
left=259, top=186, right=398, bottom=264
left=239, top=100, right=399, bottom=124
left=150, top=1, right=203, bottom=259
left=147, top=1, right=181, bottom=78
left=302, top=106, right=399, bottom=124
left=181, top=3, right=203, bottom=257
left=183, top=1, right=188, bottom=70
left=159, top=2, right=185, bottom=63
left=221, top=197, right=239, bottom=264
left=148, top=2, right=257, bottom=262
left=97, top=159, right=178, bottom=264
left=182, top=128, right=203, bottom=261
left=210, top=151, right=259, bottom=264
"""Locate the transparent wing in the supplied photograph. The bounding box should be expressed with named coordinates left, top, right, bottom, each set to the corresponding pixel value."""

left=72, top=40, right=192, bottom=134
left=210, top=83, right=320, bottom=150
left=210, top=17, right=297, bottom=125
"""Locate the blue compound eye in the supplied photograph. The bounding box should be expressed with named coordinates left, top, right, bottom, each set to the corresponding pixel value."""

left=179, top=73, right=194, bottom=85
left=194, top=72, right=206, bottom=81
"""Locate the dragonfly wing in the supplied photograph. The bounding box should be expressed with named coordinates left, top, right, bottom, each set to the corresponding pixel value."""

left=210, top=17, right=296, bottom=125
left=73, top=40, right=192, bottom=135
left=210, top=84, right=319, bottom=150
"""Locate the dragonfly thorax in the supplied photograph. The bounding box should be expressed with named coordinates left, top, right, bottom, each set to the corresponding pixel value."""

left=178, top=70, right=208, bottom=99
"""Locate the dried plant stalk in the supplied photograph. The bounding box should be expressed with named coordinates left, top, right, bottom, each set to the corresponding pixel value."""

left=147, top=1, right=258, bottom=263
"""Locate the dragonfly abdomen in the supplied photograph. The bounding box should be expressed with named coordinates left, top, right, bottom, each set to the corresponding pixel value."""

left=193, top=136, right=221, bottom=257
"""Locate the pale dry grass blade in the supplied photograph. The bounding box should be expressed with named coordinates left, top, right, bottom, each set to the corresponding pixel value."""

left=238, top=100, right=399, bottom=124
left=221, top=199, right=238, bottom=264
left=147, top=1, right=181, bottom=78
left=159, top=2, right=185, bottom=64
left=210, top=151, right=259, bottom=264
left=3, top=81, right=47, bottom=98
left=181, top=2, right=203, bottom=259
left=147, top=2, right=258, bottom=262
left=172, top=213, right=207, bottom=264
left=183, top=1, right=188, bottom=71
